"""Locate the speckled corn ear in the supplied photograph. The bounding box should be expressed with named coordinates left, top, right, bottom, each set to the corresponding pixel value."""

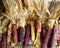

left=11, top=24, right=18, bottom=46
left=30, top=20, right=35, bottom=42
left=34, top=18, right=42, bottom=48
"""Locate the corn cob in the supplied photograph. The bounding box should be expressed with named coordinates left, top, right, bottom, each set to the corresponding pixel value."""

left=18, top=27, right=25, bottom=43
left=17, top=21, right=25, bottom=46
left=11, top=24, right=18, bottom=46
left=24, top=23, right=31, bottom=46
left=30, top=20, right=35, bottom=42
left=34, top=18, right=42, bottom=48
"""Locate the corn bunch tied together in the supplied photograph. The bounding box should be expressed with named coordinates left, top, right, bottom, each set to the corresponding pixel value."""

left=0, top=0, right=60, bottom=48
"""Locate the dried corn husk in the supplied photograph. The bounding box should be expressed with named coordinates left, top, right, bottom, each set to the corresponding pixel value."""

left=2, top=18, right=9, bottom=27
left=15, top=0, right=23, bottom=11
left=2, top=26, right=8, bottom=33
left=47, top=19, right=55, bottom=28
left=2, top=0, right=19, bottom=24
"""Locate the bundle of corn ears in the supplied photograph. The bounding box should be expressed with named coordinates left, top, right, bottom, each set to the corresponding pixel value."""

left=0, top=0, right=60, bottom=48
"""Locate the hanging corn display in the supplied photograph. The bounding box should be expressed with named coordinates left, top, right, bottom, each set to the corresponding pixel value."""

left=0, top=0, right=60, bottom=48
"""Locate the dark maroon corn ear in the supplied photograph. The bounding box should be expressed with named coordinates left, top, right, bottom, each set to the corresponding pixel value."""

left=24, top=24, right=31, bottom=46
left=12, top=24, right=18, bottom=45
left=1, top=32, right=7, bottom=48
left=41, top=28, right=52, bottom=48
left=18, top=27, right=25, bottom=43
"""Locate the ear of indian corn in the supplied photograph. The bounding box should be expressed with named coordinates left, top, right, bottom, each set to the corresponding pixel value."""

left=11, top=24, right=18, bottom=46
left=34, top=18, right=42, bottom=48
left=18, top=27, right=25, bottom=43
left=30, top=20, right=35, bottom=42
left=24, top=24, right=31, bottom=46
left=42, top=28, right=52, bottom=48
